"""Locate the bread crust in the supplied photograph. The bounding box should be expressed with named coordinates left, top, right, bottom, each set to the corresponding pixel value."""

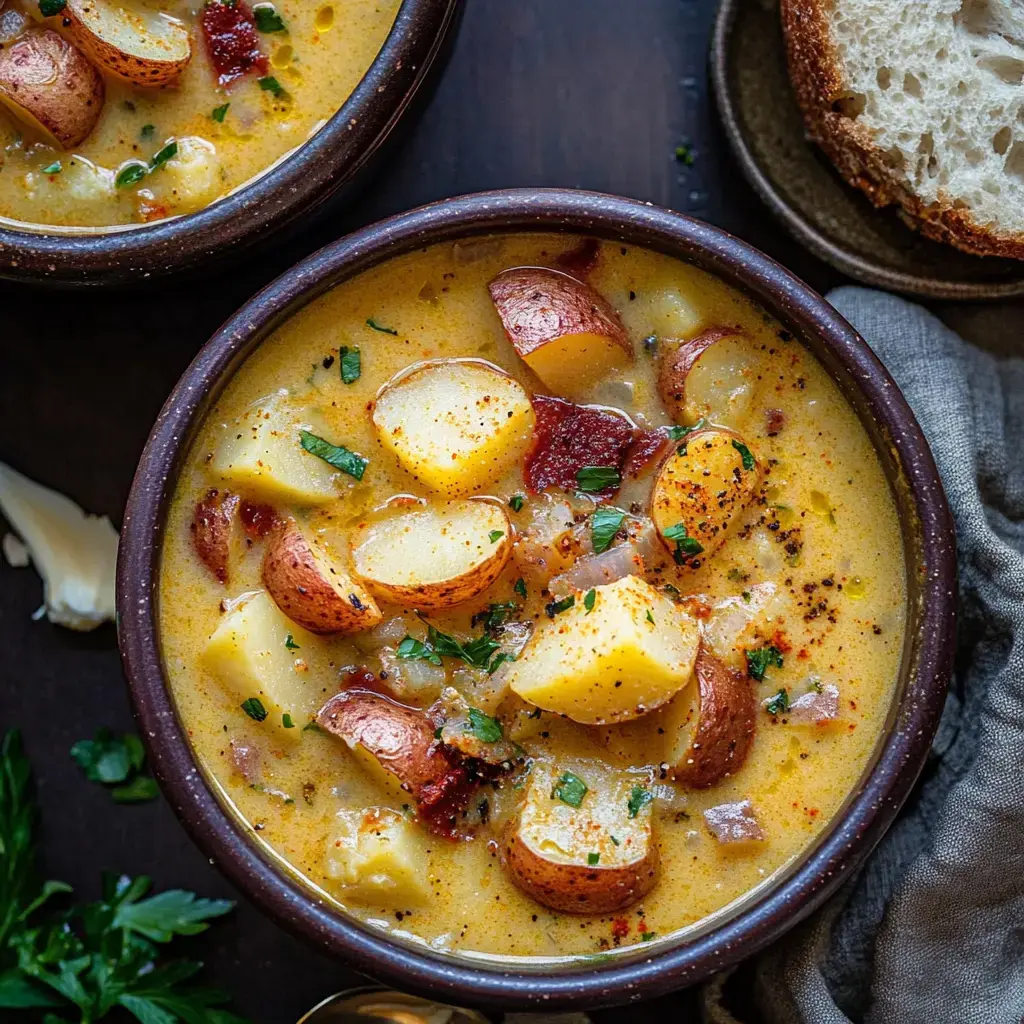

left=780, top=0, right=1024, bottom=260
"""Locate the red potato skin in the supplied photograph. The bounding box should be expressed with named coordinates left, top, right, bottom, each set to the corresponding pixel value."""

left=657, top=325, right=743, bottom=421
left=261, top=521, right=379, bottom=635
left=502, top=827, right=659, bottom=914
left=672, top=642, right=756, bottom=788
left=488, top=266, right=632, bottom=361
left=191, top=489, right=241, bottom=584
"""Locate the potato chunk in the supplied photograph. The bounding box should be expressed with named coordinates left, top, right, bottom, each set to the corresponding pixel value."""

left=505, top=575, right=698, bottom=724
left=262, top=520, right=381, bottom=635
left=352, top=500, right=511, bottom=610
left=489, top=267, right=632, bottom=397
left=210, top=393, right=341, bottom=505
left=651, top=429, right=759, bottom=566
left=325, top=807, right=430, bottom=906
left=502, top=758, right=658, bottom=914
left=203, top=591, right=318, bottom=730
left=372, top=360, right=534, bottom=496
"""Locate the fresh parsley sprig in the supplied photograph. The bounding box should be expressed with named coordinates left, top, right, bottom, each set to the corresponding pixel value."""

left=70, top=730, right=158, bottom=804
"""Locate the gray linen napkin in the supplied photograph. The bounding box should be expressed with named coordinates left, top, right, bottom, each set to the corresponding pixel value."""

left=706, top=286, right=1024, bottom=1024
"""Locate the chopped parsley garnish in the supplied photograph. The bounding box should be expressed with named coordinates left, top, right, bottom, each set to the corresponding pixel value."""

left=552, top=771, right=588, bottom=807
left=140, top=123, right=155, bottom=139
left=488, top=529, right=504, bottom=543
left=70, top=729, right=158, bottom=804
left=662, top=521, right=704, bottom=563
left=765, top=688, right=790, bottom=715
left=509, top=494, right=525, bottom=512
left=396, top=635, right=442, bottom=666
left=610, top=834, right=621, bottom=846
left=576, top=465, right=621, bottom=493
left=514, top=577, right=528, bottom=599
left=584, top=588, right=596, bottom=612
left=732, top=439, right=756, bottom=471
left=641, top=930, right=657, bottom=942
left=645, top=609, right=655, bottom=624
left=258, top=75, right=287, bottom=98
left=465, top=707, right=503, bottom=744
left=668, top=417, right=707, bottom=442
left=587, top=852, right=600, bottom=866
left=253, top=3, right=286, bottom=31
left=428, top=625, right=501, bottom=669
left=299, top=429, right=368, bottom=480
left=150, top=141, right=178, bottom=169
left=627, top=785, right=653, bottom=818
left=642, top=334, right=658, bottom=355
left=302, top=720, right=325, bottom=734
left=211, top=102, right=230, bottom=122
left=472, top=601, right=518, bottom=632
left=545, top=594, right=576, bottom=618
left=115, top=162, right=148, bottom=189
left=487, top=651, right=513, bottom=675
left=284, top=633, right=300, bottom=650
left=282, top=713, right=295, bottom=729
left=674, top=142, right=694, bottom=165
left=40, top=161, right=61, bottom=175
left=365, top=317, right=398, bottom=335
left=241, top=697, right=268, bottom=722
left=339, top=345, right=361, bottom=384
left=38, top=0, right=65, bottom=15
left=746, top=645, right=784, bottom=682
left=591, top=505, right=626, bottom=553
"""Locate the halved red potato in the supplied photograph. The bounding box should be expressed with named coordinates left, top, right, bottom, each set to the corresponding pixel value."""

left=191, top=488, right=241, bottom=584
left=657, top=326, right=760, bottom=425
left=372, top=360, right=535, bottom=497
left=488, top=267, right=633, bottom=397
left=352, top=500, right=512, bottom=610
left=668, top=641, right=756, bottom=788
left=502, top=758, right=658, bottom=914
left=317, top=688, right=454, bottom=803
left=651, top=428, right=759, bottom=566
left=262, top=520, right=382, bottom=635
left=0, top=29, right=103, bottom=149
left=63, top=0, right=191, bottom=87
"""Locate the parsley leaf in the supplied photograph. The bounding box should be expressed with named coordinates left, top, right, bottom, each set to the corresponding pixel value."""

left=427, top=625, right=500, bottom=669
left=545, top=594, right=575, bottom=618
left=662, top=521, right=704, bottom=563
left=115, top=162, right=148, bottom=189
left=509, top=494, right=525, bottom=512
left=40, top=161, right=61, bottom=175
left=732, top=439, right=756, bottom=471
left=576, top=466, right=621, bottom=493
left=70, top=730, right=158, bottom=804
left=587, top=852, right=600, bottom=866
left=150, top=141, right=178, bottom=169
left=668, top=417, right=706, bottom=442
left=488, top=529, right=504, bottom=543
left=258, top=75, right=287, bottom=98
left=395, top=636, right=442, bottom=666
left=552, top=771, right=588, bottom=807
left=253, top=3, right=286, bottom=31
left=299, top=429, right=368, bottom=480
left=211, top=102, right=230, bottom=122
left=584, top=588, right=596, bottom=612
left=37, top=0, right=65, bottom=16
left=514, top=577, right=528, bottom=599
left=765, top=688, right=791, bottom=715
left=627, top=785, right=653, bottom=818
left=590, top=505, right=626, bottom=553
left=339, top=346, right=360, bottom=384
left=746, top=645, right=784, bottom=682
left=465, top=708, right=503, bottom=744
left=284, top=633, right=300, bottom=650
left=365, top=317, right=398, bottom=335
left=240, top=697, right=268, bottom=722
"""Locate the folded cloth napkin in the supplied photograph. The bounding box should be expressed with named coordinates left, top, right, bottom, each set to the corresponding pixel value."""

left=706, top=286, right=1024, bottom=1024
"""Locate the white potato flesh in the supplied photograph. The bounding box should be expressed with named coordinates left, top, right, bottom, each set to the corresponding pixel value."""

left=683, top=333, right=760, bottom=427
left=210, top=392, right=341, bottom=505
left=202, top=590, right=320, bottom=732
left=506, top=574, right=699, bottom=724
left=325, top=807, right=431, bottom=905
left=372, top=360, right=535, bottom=497
left=352, top=500, right=511, bottom=609
left=631, top=282, right=705, bottom=339
left=143, top=136, right=223, bottom=214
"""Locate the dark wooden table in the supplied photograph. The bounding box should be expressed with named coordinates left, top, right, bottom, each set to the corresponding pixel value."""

left=0, top=1, right=850, bottom=1020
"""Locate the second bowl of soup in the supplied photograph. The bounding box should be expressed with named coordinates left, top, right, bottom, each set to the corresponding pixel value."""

left=118, top=190, right=955, bottom=1008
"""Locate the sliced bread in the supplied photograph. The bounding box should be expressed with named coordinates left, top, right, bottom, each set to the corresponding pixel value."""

left=780, top=0, right=1024, bottom=259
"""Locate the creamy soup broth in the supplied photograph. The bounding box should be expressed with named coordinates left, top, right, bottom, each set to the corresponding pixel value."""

left=159, top=233, right=906, bottom=959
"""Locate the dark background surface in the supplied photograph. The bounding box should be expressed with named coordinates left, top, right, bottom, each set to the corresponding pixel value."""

left=0, top=0, right=907, bottom=1020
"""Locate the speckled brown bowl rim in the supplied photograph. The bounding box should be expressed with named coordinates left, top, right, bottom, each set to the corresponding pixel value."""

left=710, top=0, right=1024, bottom=300
left=0, top=0, right=461, bottom=287
left=117, top=188, right=956, bottom=1011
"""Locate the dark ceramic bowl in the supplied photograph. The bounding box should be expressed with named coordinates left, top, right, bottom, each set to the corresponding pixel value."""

left=117, top=189, right=956, bottom=1011
left=0, top=0, right=461, bottom=288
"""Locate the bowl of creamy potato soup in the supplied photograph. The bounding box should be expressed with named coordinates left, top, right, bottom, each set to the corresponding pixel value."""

left=0, top=0, right=461, bottom=283
left=117, top=190, right=955, bottom=1010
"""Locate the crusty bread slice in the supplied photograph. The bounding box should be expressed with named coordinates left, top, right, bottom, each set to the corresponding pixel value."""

left=781, top=0, right=1024, bottom=259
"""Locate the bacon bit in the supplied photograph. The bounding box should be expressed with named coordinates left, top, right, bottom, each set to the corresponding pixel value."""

left=418, top=765, right=475, bottom=839
left=611, top=918, right=631, bottom=939
left=771, top=629, right=792, bottom=654
left=797, top=648, right=810, bottom=660
left=765, top=408, right=785, bottom=435
left=525, top=395, right=635, bottom=496
left=201, top=0, right=268, bottom=85
left=239, top=499, right=279, bottom=539
left=554, top=237, right=600, bottom=278
left=622, top=427, right=672, bottom=478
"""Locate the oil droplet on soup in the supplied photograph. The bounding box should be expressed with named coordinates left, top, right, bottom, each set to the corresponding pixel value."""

left=159, top=234, right=907, bottom=959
